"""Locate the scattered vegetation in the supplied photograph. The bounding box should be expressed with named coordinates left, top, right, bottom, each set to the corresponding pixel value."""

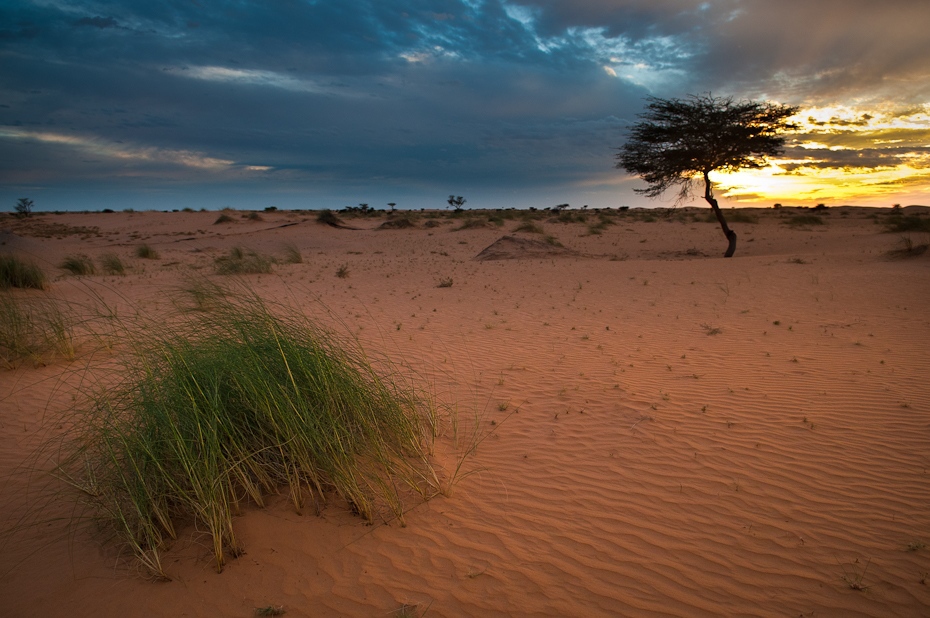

left=0, top=295, right=74, bottom=367
left=255, top=605, right=286, bottom=616
left=887, top=236, right=929, bottom=259
left=59, top=287, right=443, bottom=578
left=135, top=244, right=160, bottom=260
left=317, top=209, right=347, bottom=228
left=214, top=247, right=274, bottom=275
left=336, top=263, right=350, bottom=278
left=785, top=215, right=825, bottom=227
left=214, top=213, right=235, bottom=224
left=885, top=215, right=930, bottom=233
left=0, top=254, right=48, bottom=290
left=100, top=253, right=126, bottom=275
left=60, top=254, right=97, bottom=276
left=282, top=244, right=303, bottom=264
left=437, top=278, right=453, bottom=288
left=512, top=221, right=544, bottom=234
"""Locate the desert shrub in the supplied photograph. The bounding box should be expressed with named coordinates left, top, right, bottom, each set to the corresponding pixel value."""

left=727, top=211, right=759, bottom=224
left=336, top=263, right=350, bottom=278
left=0, top=254, right=48, bottom=290
left=214, top=214, right=235, bottom=224
left=454, top=218, right=487, bottom=231
left=61, top=254, right=96, bottom=276
left=885, top=215, right=930, bottom=233
left=214, top=247, right=273, bottom=275
left=512, top=221, right=544, bottom=234
left=316, top=209, right=345, bottom=227
left=785, top=215, right=825, bottom=227
left=135, top=244, right=159, bottom=260
left=245, top=212, right=263, bottom=221
left=282, top=244, right=303, bottom=264
left=61, top=289, right=439, bottom=577
left=100, top=253, right=126, bottom=275
left=437, top=278, right=453, bottom=288
left=378, top=215, right=417, bottom=229
left=0, top=295, right=74, bottom=367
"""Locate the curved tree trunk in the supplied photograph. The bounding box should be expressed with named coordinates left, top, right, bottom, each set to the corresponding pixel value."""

left=703, top=171, right=737, bottom=258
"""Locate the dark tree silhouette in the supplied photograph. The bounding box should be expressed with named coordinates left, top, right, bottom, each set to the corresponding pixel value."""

left=14, top=197, right=33, bottom=217
left=616, top=94, right=798, bottom=257
left=447, top=195, right=466, bottom=212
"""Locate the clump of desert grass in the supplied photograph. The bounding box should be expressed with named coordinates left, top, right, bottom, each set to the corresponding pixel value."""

left=0, top=295, right=75, bottom=367
left=214, top=247, right=273, bottom=275
left=316, top=209, right=346, bottom=228
left=135, top=244, right=160, bottom=260
left=57, top=285, right=444, bottom=578
left=61, top=254, right=96, bottom=276
left=282, top=244, right=303, bottom=264
left=0, top=254, right=48, bottom=290
left=884, top=215, right=930, bottom=234
left=512, top=221, right=544, bottom=234
left=99, top=253, right=126, bottom=275
left=214, top=213, right=235, bottom=224
left=784, top=214, right=825, bottom=227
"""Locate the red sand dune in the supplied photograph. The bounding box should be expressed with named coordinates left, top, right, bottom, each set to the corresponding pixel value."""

left=1, top=207, right=929, bottom=617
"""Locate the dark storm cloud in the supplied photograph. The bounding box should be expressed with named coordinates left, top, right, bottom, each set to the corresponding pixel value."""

left=0, top=0, right=928, bottom=210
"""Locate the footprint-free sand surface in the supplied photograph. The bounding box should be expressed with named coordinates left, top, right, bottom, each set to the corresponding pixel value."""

left=2, top=206, right=929, bottom=617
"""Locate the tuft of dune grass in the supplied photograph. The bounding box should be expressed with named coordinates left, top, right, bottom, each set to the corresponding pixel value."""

left=0, top=254, right=48, bottom=290
left=61, top=254, right=96, bottom=276
left=59, top=286, right=442, bottom=578
left=0, top=295, right=75, bottom=367
left=214, top=247, right=273, bottom=275
left=135, top=244, right=159, bottom=260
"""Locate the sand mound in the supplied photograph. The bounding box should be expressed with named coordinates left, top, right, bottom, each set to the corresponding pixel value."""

left=474, top=235, right=578, bottom=260
left=377, top=217, right=416, bottom=230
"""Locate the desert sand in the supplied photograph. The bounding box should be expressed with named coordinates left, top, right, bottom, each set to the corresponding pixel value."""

left=1, top=205, right=929, bottom=617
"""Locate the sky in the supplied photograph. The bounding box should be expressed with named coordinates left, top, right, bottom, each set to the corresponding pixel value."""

left=1, top=0, right=929, bottom=212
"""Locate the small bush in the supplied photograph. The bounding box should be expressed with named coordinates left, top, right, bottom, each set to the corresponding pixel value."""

left=0, top=254, right=48, bottom=290
left=317, top=209, right=345, bottom=227
left=135, top=244, right=160, bottom=260
left=0, top=295, right=74, bottom=367
left=727, top=211, right=759, bottom=224
left=454, top=218, right=487, bottom=231
left=245, top=212, right=264, bottom=221
left=336, top=264, right=350, bottom=278
left=785, top=215, right=824, bottom=227
left=214, top=214, right=235, bottom=224
left=61, top=288, right=440, bottom=576
left=512, top=221, right=544, bottom=234
left=61, top=254, right=96, bottom=276
left=885, top=215, right=930, bottom=233
left=100, top=253, right=126, bottom=275
left=214, top=247, right=273, bottom=275
left=437, top=278, right=453, bottom=288
left=282, top=244, right=303, bottom=264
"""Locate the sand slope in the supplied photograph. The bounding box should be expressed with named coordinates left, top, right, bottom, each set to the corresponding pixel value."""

left=1, top=207, right=929, bottom=617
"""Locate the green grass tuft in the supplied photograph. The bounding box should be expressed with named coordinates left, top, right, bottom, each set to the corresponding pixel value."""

left=0, top=254, right=48, bottom=290
left=785, top=215, right=825, bottom=227
left=135, top=244, right=160, bottom=260
left=60, top=288, right=441, bottom=577
left=61, top=254, right=96, bottom=276
left=0, top=295, right=75, bottom=367
left=214, top=247, right=274, bottom=275
left=100, top=253, right=126, bottom=275
left=512, top=221, right=544, bottom=234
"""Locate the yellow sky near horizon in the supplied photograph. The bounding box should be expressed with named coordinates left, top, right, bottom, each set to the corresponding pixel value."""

left=715, top=104, right=930, bottom=206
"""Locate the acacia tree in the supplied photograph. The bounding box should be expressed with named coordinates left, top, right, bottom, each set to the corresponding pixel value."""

left=616, top=94, right=798, bottom=257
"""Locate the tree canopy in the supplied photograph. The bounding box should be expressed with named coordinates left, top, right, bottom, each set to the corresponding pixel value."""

left=616, top=94, right=798, bottom=257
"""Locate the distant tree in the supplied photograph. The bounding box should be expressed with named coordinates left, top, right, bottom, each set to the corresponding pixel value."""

left=388, top=202, right=396, bottom=213
left=14, top=197, right=34, bottom=218
left=447, top=195, right=466, bottom=212
left=616, top=94, right=798, bottom=257
left=554, top=203, right=569, bottom=211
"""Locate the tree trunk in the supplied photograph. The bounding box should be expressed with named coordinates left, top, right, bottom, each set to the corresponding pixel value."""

left=703, top=171, right=737, bottom=258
